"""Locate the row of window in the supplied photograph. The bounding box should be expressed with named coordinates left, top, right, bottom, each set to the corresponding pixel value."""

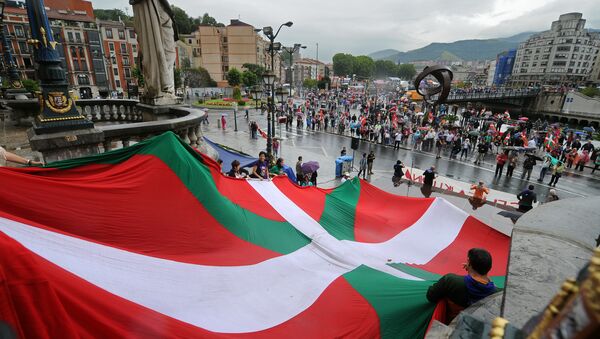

left=518, top=67, right=589, bottom=74
left=108, top=42, right=136, bottom=54
left=104, top=28, right=136, bottom=40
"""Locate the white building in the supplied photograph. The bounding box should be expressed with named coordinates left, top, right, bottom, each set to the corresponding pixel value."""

left=511, top=13, right=600, bottom=87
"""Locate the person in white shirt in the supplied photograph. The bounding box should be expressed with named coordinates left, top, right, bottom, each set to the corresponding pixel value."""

left=0, top=146, right=43, bottom=167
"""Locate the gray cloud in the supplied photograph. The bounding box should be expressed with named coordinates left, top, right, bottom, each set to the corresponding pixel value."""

left=91, top=0, right=599, bottom=61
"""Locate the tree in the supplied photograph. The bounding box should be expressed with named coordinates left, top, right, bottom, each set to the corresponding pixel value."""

left=375, top=60, right=399, bottom=78
left=242, top=63, right=265, bottom=79
left=93, top=9, right=132, bottom=24
left=132, top=66, right=145, bottom=87
left=226, top=68, right=242, bottom=87
left=241, top=70, right=258, bottom=88
left=397, top=63, right=417, bottom=80
left=580, top=86, right=600, bottom=97
left=170, top=5, right=194, bottom=34
left=174, top=67, right=182, bottom=89
left=198, top=13, right=224, bottom=27
left=183, top=67, right=217, bottom=87
left=317, top=76, right=331, bottom=90
left=332, top=53, right=354, bottom=76
left=232, top=87, right=242, bottom=100
left=303, top=78, right=318, bottom=89
left=353, top=55, right=375, bottom=79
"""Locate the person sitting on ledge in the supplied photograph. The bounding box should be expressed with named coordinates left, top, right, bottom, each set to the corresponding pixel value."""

left=426, top=248, right=497, bottom=321
left=0, top=146, right=43, bottom=167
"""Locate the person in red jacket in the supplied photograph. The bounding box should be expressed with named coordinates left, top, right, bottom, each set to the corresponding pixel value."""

left=495, top=151, right=508, bottom=177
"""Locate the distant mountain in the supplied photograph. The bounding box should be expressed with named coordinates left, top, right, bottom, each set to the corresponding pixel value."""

left=369, top=32, right=537, bottom=63
left=368, top=49, right=401, bottom=60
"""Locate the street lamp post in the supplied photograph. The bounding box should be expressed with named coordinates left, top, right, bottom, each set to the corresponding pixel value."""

left=262, top=21, right=292, bottom=160
left=282, top=43, right=306, bottom=94
left=251, top=85, right=262, bottom=110
left=262, top=70, right=276, bottom=158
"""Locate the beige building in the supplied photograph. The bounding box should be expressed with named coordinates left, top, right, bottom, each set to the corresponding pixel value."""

left=511, top=13, right=600, bottom=87
left=177, top=20, right=283, bottom=87
left=293, top=58, right=326, bottom=85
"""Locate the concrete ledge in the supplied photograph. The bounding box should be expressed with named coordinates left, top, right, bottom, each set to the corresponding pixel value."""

left=501, top=196, right=597, bottom=328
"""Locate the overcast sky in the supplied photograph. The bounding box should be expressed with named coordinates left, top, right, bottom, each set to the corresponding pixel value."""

left=91, top=0, right=600, bottom=62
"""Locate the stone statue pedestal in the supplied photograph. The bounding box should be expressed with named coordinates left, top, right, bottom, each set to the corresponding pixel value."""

left=27, top=128, right=104, bottom=163
left=140, top=94, right=182, bottom=107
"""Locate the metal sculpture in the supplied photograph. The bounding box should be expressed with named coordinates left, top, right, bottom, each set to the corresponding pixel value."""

left=413, top=65, right=453, bottom=105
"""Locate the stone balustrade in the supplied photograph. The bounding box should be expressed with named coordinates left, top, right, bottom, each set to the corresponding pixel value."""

left=75, top=99, right=143, bottom=123
left=98, top=106, right=205, bottom=152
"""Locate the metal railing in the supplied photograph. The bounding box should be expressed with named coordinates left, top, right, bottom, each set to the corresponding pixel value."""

left=444, top=89, right=541, bottom=102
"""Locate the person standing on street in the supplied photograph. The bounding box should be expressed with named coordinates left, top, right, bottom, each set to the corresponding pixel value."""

left=537, top=156, right=551, bottom=182
left=506, top=152, right=518, bottom=178
left=548, top=162, right=564, bottom=187
left=358, top=153, right=368, bottom=179
left=295, top=156, right=303, bottom=183
left=469, top=181, right=489, bottom=210
left=367, top=151, right=376, bottom=175
left=517, top=185, right=537, bottom=212
left=521, top=155, right=536, bottom=180
left=474, top=141, right=488, bottom=165
left=495, top=151, right=508, bottom=177
left=421, top=166, right=436, bottom=198
left=394, top=132, right=402, bottom=150
left=392, top=160, right=405, bottom=187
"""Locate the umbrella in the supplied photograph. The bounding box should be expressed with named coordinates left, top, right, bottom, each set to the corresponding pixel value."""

left=220, top=113, right=228, bottom=116
left=518, top=117, right=529, bottom=121
left=415, top=112, right=425, bottom=116
left=524, top=153, right=544, bottom=161
left=583, top=126, right=595, bottom=132
left=301, top=161, right=320, bottom=173
left=469, top=131, right=481, bottom=136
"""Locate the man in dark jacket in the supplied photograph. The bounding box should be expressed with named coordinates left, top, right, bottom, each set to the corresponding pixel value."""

left=517, top=185, right=537, bottom=212
left=426, top=248, right=497, bottom=320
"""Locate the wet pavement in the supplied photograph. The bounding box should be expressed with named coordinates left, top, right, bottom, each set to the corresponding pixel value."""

left=201, top=108, right=600, bottom=203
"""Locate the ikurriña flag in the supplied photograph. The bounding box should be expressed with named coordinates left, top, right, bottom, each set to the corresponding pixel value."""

left=0, top=132, right=510, bottom=338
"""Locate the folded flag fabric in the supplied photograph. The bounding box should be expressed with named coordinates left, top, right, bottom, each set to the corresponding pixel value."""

left=0, top=132, right=510, bottom=338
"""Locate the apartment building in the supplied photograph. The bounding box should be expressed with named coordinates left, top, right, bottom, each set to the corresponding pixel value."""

left=97, top=19, right=139, bottom=96
left=511, top=13, right=600, bottom=87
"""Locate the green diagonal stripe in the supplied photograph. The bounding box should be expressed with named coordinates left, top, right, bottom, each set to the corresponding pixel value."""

left=317, top=177, right=361, bottom=240
left=45, top=132, right=311, bottom=254
left=344, top=265, right=435, bottom=339
left=387, top=263, right=506, bottom=288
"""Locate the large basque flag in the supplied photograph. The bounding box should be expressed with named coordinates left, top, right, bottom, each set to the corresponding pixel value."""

left=0, top=132, right=510, bottom=338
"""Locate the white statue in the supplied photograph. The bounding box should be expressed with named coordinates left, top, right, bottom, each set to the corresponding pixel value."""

left=130, top=0, right=179, bottom=105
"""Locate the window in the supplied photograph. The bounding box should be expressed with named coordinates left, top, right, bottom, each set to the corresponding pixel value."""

left=67, top=32, right=74, bottom=42
left=129, top=30, right=135, bottom=39
left=552, top=61, right=566, bottom=66
left=70, top=46, right=77, bottom=57
left=113, top=68, right=119, bottom=76
left=118, top=30, right=125, bottom=40
left=120, top=43, right=127, bottom=53
left=124, top=68, right=131, bottom=78
left=115, top=79, right=121, bottom=88
left=78, top=47, right=85, bottom=59
left=14, top=25, right=24, bottom=37
left=73, top=61, right=80, bottom=71
left=18, top=41, right=28, bottom=54
left=23, top=57, right=32, bottom=67
left=111, top=56, right=117, bottom=65
left=75, top=32, right=82, bottom=43
left=123, top=57, right=130, bottom=66
left=109, top=43, right=114, bottom=51
left=132, top=45, right=137, bottom=53
left=77, top=74, right=90, bottom=85
left=105, top=28, right=113, bottom=39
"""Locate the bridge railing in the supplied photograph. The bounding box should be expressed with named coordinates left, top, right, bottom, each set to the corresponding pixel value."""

left=444, top=89, right=541, bottom=101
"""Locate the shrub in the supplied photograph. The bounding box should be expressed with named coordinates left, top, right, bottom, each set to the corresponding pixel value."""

left=237, top=100, right=246, bottom=106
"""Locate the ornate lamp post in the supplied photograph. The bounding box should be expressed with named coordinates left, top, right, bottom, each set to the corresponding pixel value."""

left=282, top=43, right=306, bottom=93
left=262, top=69, right=275, bottom=158
left=262, top=21, right=292, bottom=142
left=25, top=0, right=92, bottom=133
left=250, top=85, right=262, bottom=110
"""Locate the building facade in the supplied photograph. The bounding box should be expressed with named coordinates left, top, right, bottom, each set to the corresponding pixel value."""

left=293, top=58, right=326, bottom=85
left=177, top=20, right=283, bottom=87
left=3, top=0, right=109, bottom=98
left=511, top=13, right=600, bottom=87
left=97, top=20, right=139, bottom=97
left=493, top=49, right=516, bottom=86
